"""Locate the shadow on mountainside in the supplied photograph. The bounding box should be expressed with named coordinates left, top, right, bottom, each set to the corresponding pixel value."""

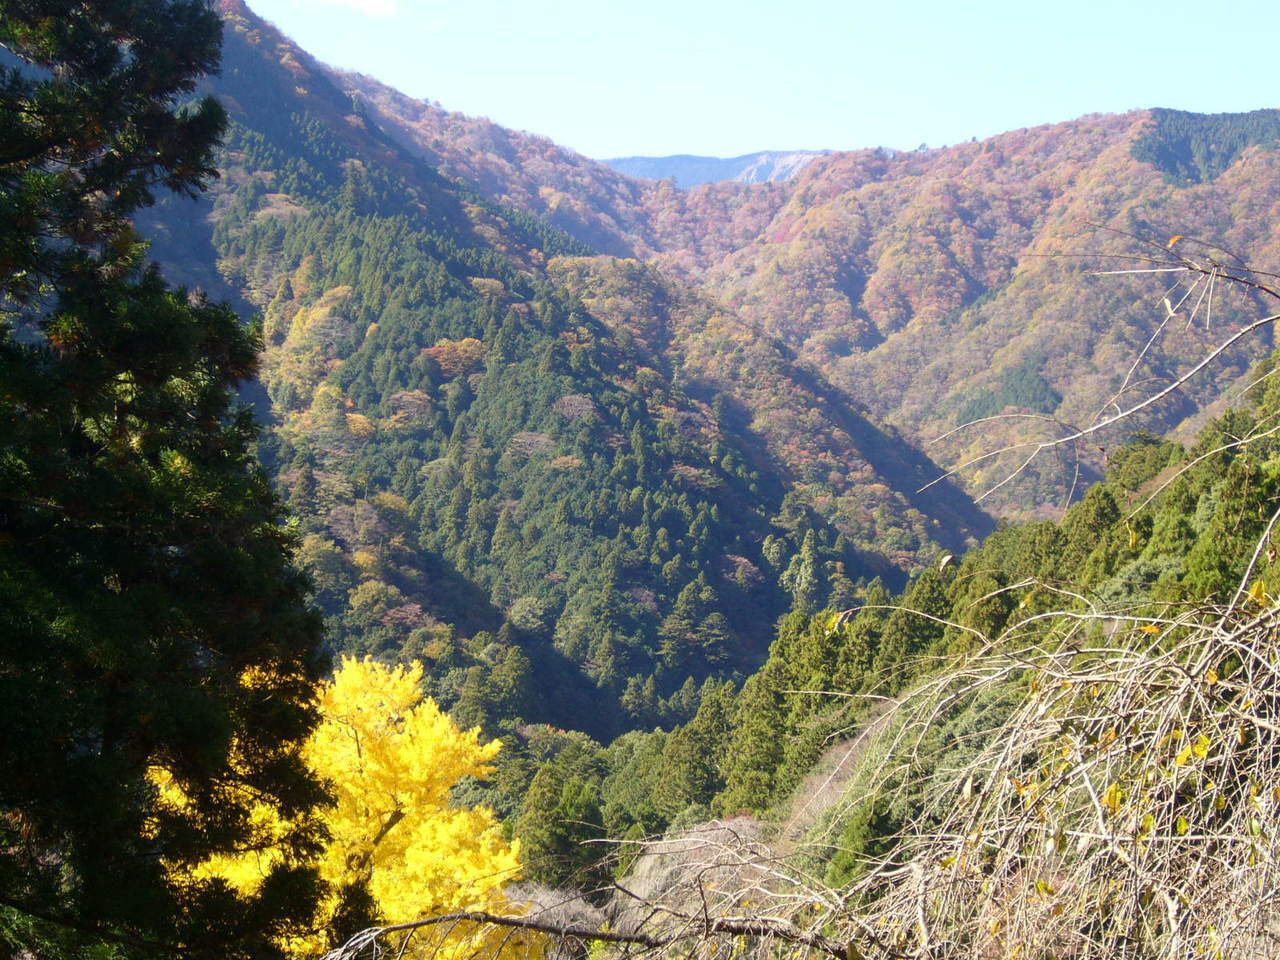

left=783, top=360, right=994, bottom=551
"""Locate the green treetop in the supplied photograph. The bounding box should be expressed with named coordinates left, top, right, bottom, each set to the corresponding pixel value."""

left=0, top=3, right=327, bottom=957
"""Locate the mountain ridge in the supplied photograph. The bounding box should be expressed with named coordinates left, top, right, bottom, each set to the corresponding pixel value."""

left=136, top=0, right=995, bottom=739
left=143, top=0, right=1280, bottom=740
left=329, top=73, right=1280, bottom=515
left=602, top=151, right=832, bottom=188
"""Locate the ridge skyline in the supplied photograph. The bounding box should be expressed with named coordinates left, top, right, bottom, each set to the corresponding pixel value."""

left=229, top=0, right=1280, bottom=160
left=136, top=0, right=1280, bottom=745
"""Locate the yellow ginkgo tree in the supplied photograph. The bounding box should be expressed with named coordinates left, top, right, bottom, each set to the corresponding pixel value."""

left=159, top=657, right=535, bottom=958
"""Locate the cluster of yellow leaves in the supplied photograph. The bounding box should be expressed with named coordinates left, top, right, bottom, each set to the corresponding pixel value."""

left=423, top=337, right=487, bottom=379
left=345, top=412, right=376, bottom=439
left=157, top=658, right=538, bottom=959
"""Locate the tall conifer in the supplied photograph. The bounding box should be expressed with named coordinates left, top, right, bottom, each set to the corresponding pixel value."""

left=0, top=3, right=327, bottom=955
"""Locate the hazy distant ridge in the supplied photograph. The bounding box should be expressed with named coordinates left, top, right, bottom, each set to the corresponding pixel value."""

left=603, top=150, right=830, bottom=187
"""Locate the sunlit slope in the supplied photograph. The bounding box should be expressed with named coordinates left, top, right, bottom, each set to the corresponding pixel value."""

left=338, top=73, right=1280, bottom=516
left=141, top=1, right=989, bottom=738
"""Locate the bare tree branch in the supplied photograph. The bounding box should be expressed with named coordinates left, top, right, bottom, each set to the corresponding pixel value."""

left=321, top=907, right=896, bottom=960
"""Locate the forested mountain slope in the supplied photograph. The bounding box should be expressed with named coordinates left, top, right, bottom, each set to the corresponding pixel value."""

left=697, top=112, right=1280, bottom=512
left=149, top=2, right=1280, bottom=740
left=337, top=66, right=1280, bottom=517
left=510, top=355, right=1280, bottom=904
left=140, top=0, right=989, bottom=739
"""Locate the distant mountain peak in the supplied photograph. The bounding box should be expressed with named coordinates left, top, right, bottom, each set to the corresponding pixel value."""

left=603, top=151, right=831, bottom=188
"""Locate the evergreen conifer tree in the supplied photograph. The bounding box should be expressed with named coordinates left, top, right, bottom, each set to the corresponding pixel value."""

left=0, top=4, right=327, bottom=955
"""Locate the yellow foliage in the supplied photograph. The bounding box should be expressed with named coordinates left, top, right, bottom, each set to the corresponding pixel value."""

left=1101, top=782, right=1125, bottom=815
left=346, top=412, right=376, bottom=439
left=374, top=491, right=412, bottom=514
left=158, top=658, right=535, bottom=959
left=310, top=383, right=346, bottom=420
left=286, top=286, right=354, bottom=344
left=468, top=277, right=506, bottom=299
left=352, top=548, right=381, bottom=578
left=1248, top=578, right=1271, bottom=606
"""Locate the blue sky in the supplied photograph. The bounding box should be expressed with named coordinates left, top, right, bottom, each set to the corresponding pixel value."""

left=244, top=0, right=1280, bottom=159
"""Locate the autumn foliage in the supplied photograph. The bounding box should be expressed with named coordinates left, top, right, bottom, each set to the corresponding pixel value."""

left=160, top=658, right=532, bottom=958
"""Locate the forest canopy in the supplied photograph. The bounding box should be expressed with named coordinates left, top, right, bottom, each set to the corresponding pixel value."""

left=12, top=1, right=1280, bottom=959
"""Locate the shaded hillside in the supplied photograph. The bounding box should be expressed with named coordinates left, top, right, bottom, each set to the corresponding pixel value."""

left=138, top=1, right=990, bottom=739
left=1133, top=106, right=1280, bottom=184
left=545, top=257, right=990, bottom=565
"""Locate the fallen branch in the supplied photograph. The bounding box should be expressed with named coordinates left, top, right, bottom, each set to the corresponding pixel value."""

left=322, top=907, right=896, bottom=960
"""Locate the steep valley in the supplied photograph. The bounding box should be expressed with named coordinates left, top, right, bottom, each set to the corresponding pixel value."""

left=137, top=1, right=1280, bottom=742
left=13, top=1, right=1280, bottom=954
left=138, top=0, right=996, bottom=740
left=340, top=65, right=1280, bottom=517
